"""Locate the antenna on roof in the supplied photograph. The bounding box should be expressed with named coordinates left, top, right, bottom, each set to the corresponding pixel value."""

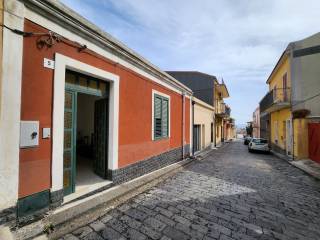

left=221, top=78, right=225, bottom=84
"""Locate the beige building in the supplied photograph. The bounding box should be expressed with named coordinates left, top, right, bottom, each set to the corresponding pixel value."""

left=252, top=107, right=260, bottom=138
left=193, top=97, right=215, bottom=153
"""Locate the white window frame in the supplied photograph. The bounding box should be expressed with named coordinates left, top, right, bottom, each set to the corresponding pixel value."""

left=152, top=90, right=171, bottom=140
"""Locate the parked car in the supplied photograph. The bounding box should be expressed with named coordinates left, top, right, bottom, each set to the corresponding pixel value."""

left=248, top=138, right=270, bottom=152
left=244, top=136, right=252, bottom=145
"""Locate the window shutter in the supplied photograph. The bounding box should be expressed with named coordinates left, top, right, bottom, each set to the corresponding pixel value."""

left=154, top=96, right=162, bottom=138
left=162, top=99, right=168, bottom=137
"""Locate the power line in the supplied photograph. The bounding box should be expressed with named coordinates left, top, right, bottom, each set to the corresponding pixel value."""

left=291, top=91, right=320, bottom=106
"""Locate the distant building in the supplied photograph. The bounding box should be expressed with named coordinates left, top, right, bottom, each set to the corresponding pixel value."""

left=166, top=71, right=234, bottom=149
left=193, top=97, right=215, bottom=153
left=166, top=71, right=216, bottom=152
left=252, top=107, right=260, bottom=138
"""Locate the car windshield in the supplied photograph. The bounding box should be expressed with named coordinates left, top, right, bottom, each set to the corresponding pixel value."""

left=252, top=139, right=268, bottom=144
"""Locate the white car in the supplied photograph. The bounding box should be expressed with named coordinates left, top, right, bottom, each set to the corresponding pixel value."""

left=248, top=138, right=270, bottom=152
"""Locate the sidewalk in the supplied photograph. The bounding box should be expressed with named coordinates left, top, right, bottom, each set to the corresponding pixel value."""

left=13, top=157, right=200, bottom=240
left=271, top=150, right=320, bottom=181
left=290, top=159, right=320, bottom=180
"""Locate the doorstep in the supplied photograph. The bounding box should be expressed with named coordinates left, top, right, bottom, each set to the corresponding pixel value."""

left=290, top=159, right=320, bottom=180
left=13, top=157, right=195, bottom=240
left=63, top=180, right=113, bottom=204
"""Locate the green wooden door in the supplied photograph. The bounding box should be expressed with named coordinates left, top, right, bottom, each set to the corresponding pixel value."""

left=94, top=98, right=108, bottom=178
left=63, top=90, right=77, bottom=195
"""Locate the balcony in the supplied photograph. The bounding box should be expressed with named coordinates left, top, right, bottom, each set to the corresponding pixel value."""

left=215, top=102, right=230, bottom=118
left=260, top=88, right=291, bottom=113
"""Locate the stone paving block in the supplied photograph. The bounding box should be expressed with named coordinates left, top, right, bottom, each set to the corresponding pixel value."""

left=81, top=231, right=104, bottom=240
left=137, top=205, right=157, bottom=217
left=101, top=227, right=125, bottom=240
left=219, top=234, right=234, bottom=240
left=160, top=236, right=172, bottom=240
left=155, top=207, right=174, bottom=218
left=100, top=214, right=113, bottom=224
left=140, top=225, right=162, bottom=240
left=155, top=214, right=175, bottom=227
left=163, top=226, right=189, bottom=240
left=172, top=214, right=191, bottom=226
left=126, top=208, right=148, bottom=221
left=89, top=220, right=105, bottom=232
left=144, top=217, right=167, bottom=232
left=125, top=228, right=147, bottom=240
left=176, top=223, right=204, bottom=240
left=120, top=214, right=141, bottom=230
left=106, top=218, right=127, bottom=233
left=72, top=226, right=93, bottom=238
left=191, top=223, right=209, bottom=234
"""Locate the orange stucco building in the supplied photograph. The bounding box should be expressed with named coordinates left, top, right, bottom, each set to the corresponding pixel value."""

left=0, top=0, right=192, bottom=224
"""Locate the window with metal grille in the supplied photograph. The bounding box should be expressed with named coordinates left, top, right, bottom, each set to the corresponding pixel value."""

left=154, top=94, right=169, bottom=139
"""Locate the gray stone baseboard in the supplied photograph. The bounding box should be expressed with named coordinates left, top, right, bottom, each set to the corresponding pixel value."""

left=109, top=145, right=190, bottom=184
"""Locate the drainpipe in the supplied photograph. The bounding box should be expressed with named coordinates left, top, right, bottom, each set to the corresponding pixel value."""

left=182, top=92, right=186, bottom=158
left=213, top=85, right=216, bottom=147
left=292, top=115, right=295, bottom=160
left=289, top=46, right=294, bottom=161
left=192, top=98, right=195, bottom=156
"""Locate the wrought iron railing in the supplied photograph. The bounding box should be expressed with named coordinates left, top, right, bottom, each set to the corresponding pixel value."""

left=216, top=102, right=230, bottom=117
left=260, top=88, right=291, bottom=112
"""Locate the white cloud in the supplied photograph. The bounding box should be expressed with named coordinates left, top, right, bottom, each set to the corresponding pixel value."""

left=61, top=0, right=320, bottom=124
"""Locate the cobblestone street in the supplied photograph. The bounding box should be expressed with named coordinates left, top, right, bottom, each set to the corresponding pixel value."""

left=61, top=141, right=320, bottom=240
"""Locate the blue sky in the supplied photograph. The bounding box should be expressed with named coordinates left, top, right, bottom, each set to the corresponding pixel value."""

left=61, top=0, right=320, bottom=125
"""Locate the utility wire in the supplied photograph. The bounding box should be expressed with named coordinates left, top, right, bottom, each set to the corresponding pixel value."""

left=291, top=91, right=320, bottom=106
left=0, top=24, right=48, bottom=37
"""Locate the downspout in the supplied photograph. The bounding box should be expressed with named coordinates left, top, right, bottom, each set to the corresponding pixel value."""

left=182, top=92, right=186, bottom=158
left=289, top=45, right=295, bottom=160
left=192, top=99, right=195, bottom=156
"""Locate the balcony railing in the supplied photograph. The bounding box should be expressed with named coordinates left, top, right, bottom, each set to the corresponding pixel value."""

left=216, top=102, right=230, bottom=117
left=260, top=88, right=291, bottom=113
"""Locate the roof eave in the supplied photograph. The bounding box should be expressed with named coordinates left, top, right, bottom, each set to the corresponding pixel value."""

left=21, top=0, right=193, bottom=94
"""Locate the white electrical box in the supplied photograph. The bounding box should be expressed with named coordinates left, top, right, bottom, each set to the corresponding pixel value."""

left=20, top=121, right=39, bottom=148
left=42, top=128, right=51, bottom=139
left=43, top=58, right=55, bottom=69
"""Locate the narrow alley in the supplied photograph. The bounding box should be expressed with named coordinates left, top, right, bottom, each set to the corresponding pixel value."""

left=62, top=141, right=320, bottom=240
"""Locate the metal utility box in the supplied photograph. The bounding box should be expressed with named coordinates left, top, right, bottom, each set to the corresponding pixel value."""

left=20, top=121, right=39, bottom=148
left=42, top=127, right=51, bottom=139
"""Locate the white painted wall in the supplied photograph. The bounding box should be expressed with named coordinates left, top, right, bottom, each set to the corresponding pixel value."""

left=0, top=0, right=24, bottom=210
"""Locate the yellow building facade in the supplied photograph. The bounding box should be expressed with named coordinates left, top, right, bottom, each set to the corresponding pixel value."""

left=261, top=46, right=310, bottom=159
left=261, top=52, right=293, bottom=156
left=214, top=80, right=229, bottom=146
left=270, top=54, right=291, bottom=155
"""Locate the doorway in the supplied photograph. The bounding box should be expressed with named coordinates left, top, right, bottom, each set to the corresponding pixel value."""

left=308, top=123, right=320, bottom=163
left=63, top=70, right=110, bottom=196
left=193, top=125, right=201, bottom=153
